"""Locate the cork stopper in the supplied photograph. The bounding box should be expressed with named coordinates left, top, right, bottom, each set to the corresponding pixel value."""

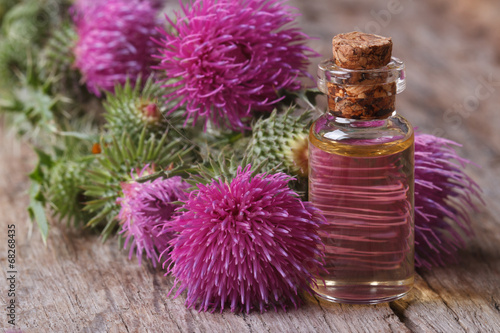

left=332, top=31, right=392, bottom=70
left=327, top=31, right=396, bottom=119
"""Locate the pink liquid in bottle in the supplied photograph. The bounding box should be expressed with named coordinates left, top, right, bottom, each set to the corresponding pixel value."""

left=309, top=127, right=414, bottom=304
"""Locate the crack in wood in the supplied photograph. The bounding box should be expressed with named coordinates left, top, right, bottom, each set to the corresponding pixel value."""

left=158, top=278, right=185, bottom=333
left=419, top=274, right=469, bottom=333
left=257, top=315, right=272, bottom=333
left=119, top=313, right=130, bottom=333
left=388, top=302, right=408, bottom=326
left=241, top=312, right=253, bottom=333
left=493, top=298, right=500, bottom=313
left=312, top=295, right=335, bottom=333
left=162, top=300, right=184, bottom=333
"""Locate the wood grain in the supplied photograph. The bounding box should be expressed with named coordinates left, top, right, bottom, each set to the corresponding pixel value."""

left=1, top=0, right=500, bottom=332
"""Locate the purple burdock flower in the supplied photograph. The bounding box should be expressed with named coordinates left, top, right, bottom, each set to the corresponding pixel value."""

left=166, top=165, right=325, bottom=313
left=73, top=0, right=160, bottom=96
left=414, top=134, right=483, bottom=269
left=153, top=0, right=316, bottom=130
left=117, top=167, right=190, bottom=267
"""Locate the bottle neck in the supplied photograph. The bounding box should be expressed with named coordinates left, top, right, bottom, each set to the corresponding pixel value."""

left=327, top=110, right=398, bottom=126
left=317, top=57, right=406, bottom=120
left=326, top=81, right=396, bottom=120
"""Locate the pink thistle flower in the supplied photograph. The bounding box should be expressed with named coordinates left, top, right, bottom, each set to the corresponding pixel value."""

left=117, top=167, right=190, bottom=267
left=153, top=0, right=317, bottom=130
left=166, top=165, right=325, bottom=313
left=73, top=0, right=161, bottom=96
left=414, top=134, right=483, bottom=269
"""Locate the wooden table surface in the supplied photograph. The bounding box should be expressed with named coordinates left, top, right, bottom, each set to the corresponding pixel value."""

left=1, top=0, right=500, bottom=332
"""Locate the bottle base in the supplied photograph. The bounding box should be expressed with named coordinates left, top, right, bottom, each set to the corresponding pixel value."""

left=312, top=277, right=414, bottom=305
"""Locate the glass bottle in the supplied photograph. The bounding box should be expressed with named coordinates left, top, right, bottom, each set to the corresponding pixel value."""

left=309, top=35, right=414, bottom=304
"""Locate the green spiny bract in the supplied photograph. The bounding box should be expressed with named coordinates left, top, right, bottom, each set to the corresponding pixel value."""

left=185, top=153, right=267, bottom=188
left=104, top=76, right=187, bottom=141
left=45, top=115, right=100, bottom=227
left=1, top=1, right=58, bottom=47
left=47, top=157, right=95, bottom=227
left=0, top=0, right=17, bottom=24
left=246, top=107, right=311, bottom=177
left=0, top=38, right=27, bottom=91
left=0, top=0, right=73, bottom=91
left=38, top=22, right=101, bottom=117
left=192, top=127, right=247, bottom=162
left=83, top=127, right=194, bottom=241
left=39, top=22, right=77, bottom=82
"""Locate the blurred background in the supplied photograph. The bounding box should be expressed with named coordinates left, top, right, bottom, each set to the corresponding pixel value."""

left=291, top=0, right=499, bottom=151
left=287, top=0, right=500, bottom=202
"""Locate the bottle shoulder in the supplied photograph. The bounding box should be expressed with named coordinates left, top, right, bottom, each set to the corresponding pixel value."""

left=309, top=113, right=414, bottom=157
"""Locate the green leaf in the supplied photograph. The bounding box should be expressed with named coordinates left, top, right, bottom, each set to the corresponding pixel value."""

left=27, top=180, right=48, bottom=243
left=25, top=147, right=56, bottom=243
left=27, top=198, right=49, bottom=245
left=278, top=88, right=322, bottom=111
left=56, top=131, right=95, bottom=141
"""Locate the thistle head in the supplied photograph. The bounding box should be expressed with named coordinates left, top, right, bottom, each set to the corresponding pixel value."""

left=73, top=0, right=160, bottom=96
left=166, top=164, right=325, bottom=312
left=246, top=108, right=311, bottom=177
left=414, top=134, right=483, bottom=269
left=153, top=0, right=316, bottom=130
left=118, top=166, right=190, bottom=267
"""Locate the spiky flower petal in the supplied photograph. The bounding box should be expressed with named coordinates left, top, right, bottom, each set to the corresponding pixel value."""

left=246, top=108, right=311, bottom=177
left=414, top=134, right=483, bottom=269
left=73, top=0, right=160, bottom=96
left=118, top=167, right=189, bottom=266
left=154, top=0, right=316, bottom=130
left=167, top=164, right=325, bottom=313
left=74, top=0, right=165, bottom=12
